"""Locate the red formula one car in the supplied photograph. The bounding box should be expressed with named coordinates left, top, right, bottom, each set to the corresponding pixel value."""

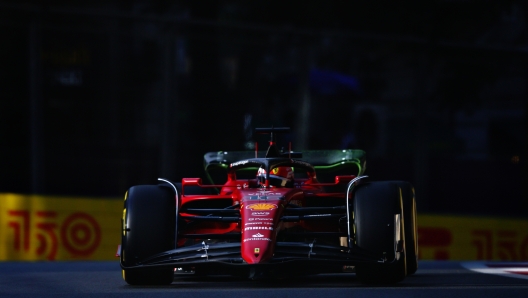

left=119, top=127, right=418, bottom=285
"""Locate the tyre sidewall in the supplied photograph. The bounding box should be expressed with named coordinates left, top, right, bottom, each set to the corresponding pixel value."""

left=388, top=181, right=418, bottom=275
left=121, top=185, right=176, bottom=285
left=353, top=181, right=407, bottom=284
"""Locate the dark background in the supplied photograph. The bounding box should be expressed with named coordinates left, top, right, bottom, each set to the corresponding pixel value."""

left=1, top=1, right=526, bottom=217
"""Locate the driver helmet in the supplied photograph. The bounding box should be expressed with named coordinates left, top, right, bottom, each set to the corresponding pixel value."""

left=257, top=166, right=294, bottom=187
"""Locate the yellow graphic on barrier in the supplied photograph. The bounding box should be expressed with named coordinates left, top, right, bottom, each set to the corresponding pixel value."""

left=418, top=214, right=528, bottom=261
left=2, top=192, right=528, bottom=261
left=0, top=193, right=122, bottom=261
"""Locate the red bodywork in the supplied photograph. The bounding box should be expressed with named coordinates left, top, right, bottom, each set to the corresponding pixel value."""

left=178, top=174, right=355, bottom=265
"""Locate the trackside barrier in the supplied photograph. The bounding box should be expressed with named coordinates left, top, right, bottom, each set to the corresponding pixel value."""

left=418, top=214, right=528, bottom=261
left=0, top=193, right=122, bottom=261
left=1, top=194, right=527, bottom=261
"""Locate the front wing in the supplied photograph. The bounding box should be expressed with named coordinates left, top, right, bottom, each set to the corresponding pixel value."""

left=120, top=241, right=392, bottom=275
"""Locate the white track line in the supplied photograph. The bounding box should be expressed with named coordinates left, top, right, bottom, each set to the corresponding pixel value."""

left=461, top=261, right=528, bottom=280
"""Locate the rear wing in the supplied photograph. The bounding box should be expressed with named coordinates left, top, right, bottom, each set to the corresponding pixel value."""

left=203, top=149, right=366, bottom=184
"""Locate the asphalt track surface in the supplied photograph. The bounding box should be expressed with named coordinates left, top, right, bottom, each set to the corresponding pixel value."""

left=1, top=261, right=527, bottom=298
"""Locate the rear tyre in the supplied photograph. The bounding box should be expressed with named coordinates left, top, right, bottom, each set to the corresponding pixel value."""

left=121, top=185, right=176, bottom=285
left=391, top=181, right=418, bottom=275
left=354, top=181, right=406, bottom=284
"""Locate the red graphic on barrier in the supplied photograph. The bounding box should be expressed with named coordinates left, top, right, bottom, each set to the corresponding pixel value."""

left=472, top=229, right=528, bottom=261
left=472, top=230, right=492, bottom=260
left=8, top=210, right=30, bottom=252
left=521, top=236, right=528, bottom=261
left=6, top=210, right=102, bottom=260
left=497, top=230, right=518, bottom=260
left=417, top=227, right=452, bottom=260
left=61, top=212, right=101, bottom=257
left=419, top=227, right=528, bottom=261
left=35, top=211, right=58, bottom=260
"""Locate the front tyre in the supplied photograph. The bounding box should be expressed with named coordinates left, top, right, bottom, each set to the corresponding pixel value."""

left=354, top=181, right=407, bottom=284
left=121, top=185, right=176, bottom=285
